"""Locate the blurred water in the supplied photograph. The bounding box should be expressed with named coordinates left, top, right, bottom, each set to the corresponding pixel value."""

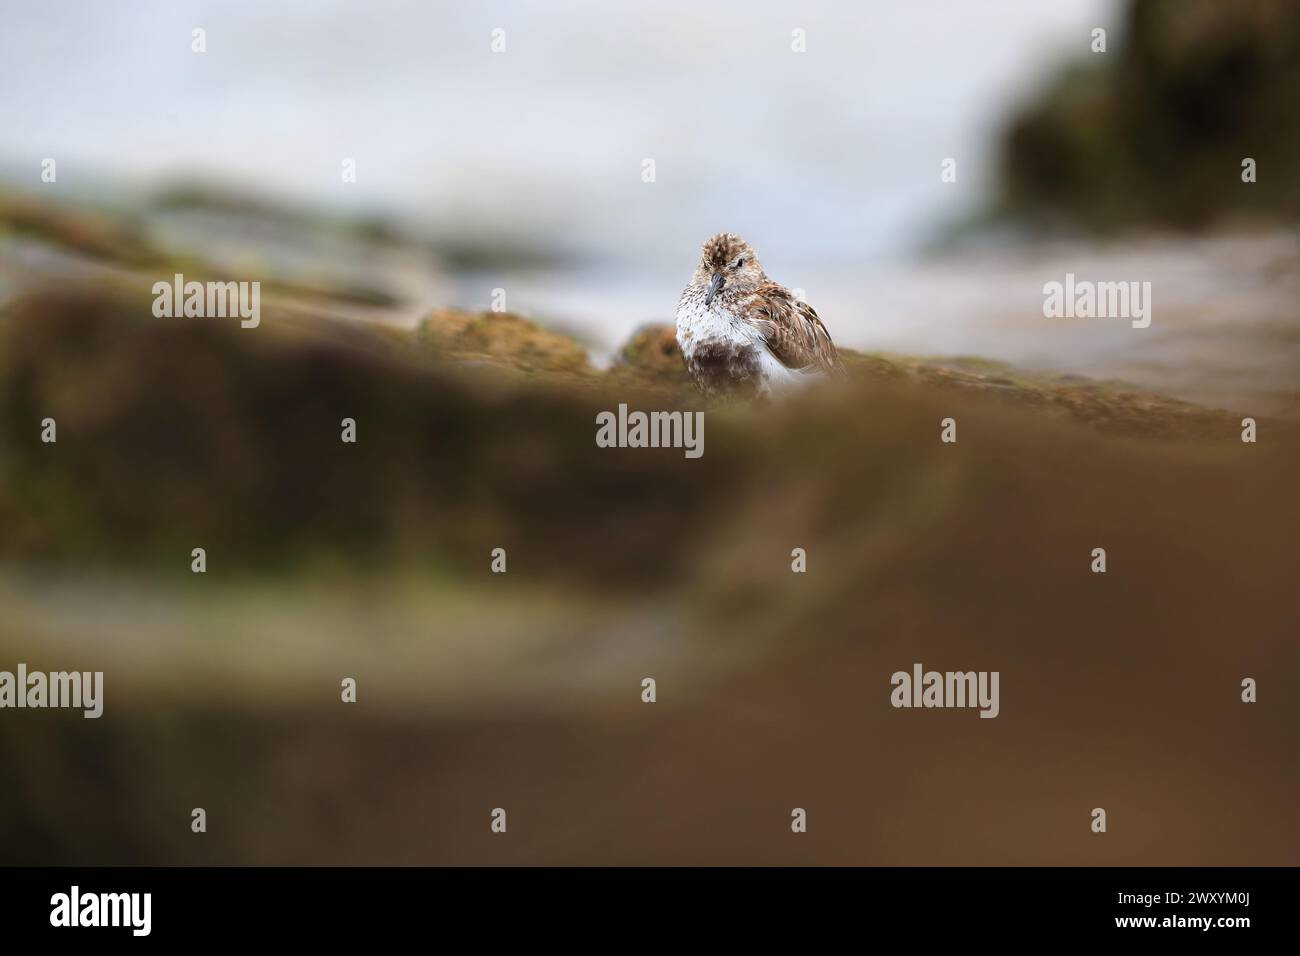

left=0, top=0, right=1113, bottom=268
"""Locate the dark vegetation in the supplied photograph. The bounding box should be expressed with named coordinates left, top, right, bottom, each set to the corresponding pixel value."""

left=1001, top=0, right=1300, bottom=230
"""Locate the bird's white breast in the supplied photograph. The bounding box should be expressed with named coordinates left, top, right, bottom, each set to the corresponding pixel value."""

left=675, top=294, right=762, bottom=359
left=675, top=290, right=803, bottom=394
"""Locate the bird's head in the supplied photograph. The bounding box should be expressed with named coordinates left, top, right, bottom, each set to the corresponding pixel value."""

left=694, top=233, right=765, bottom=306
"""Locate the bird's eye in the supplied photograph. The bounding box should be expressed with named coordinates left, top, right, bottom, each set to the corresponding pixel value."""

left=733, top=257, right=745, bottom=270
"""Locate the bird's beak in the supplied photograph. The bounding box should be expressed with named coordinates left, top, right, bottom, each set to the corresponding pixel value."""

left=705, top=271, right=724, bottom=307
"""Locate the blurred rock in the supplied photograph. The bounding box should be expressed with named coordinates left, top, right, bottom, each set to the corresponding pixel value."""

left=614, top=323, right=680, bottom=374
left=0, top=193, right=156, bottom=265
left=1000, top=0, right=1300, bottom=230
left=415, top=308, right=593, bottom=377
left=0, top=282, right=1273, bottom=590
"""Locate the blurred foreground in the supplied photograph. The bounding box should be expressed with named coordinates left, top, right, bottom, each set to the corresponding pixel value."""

left=0, top=284, right=1296, bottom=864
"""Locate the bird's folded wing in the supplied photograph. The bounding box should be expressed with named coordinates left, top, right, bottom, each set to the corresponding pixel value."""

left=746, top=282, right=842, bottom=374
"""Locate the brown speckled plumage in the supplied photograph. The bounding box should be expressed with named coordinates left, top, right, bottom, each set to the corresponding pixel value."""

left=675, top=233, right=842, bottom=397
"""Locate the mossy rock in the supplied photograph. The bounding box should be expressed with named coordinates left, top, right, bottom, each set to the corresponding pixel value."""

left=414, top=308, right=592, bottom=376
left=0, top=193, right=156, bottom=265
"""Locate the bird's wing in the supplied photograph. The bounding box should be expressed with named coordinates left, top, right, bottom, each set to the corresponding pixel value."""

left=745, top=282, right=842, bottom=374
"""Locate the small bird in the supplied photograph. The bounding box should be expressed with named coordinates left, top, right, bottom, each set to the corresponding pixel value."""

left=676, top=233, right=842, bottom=398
